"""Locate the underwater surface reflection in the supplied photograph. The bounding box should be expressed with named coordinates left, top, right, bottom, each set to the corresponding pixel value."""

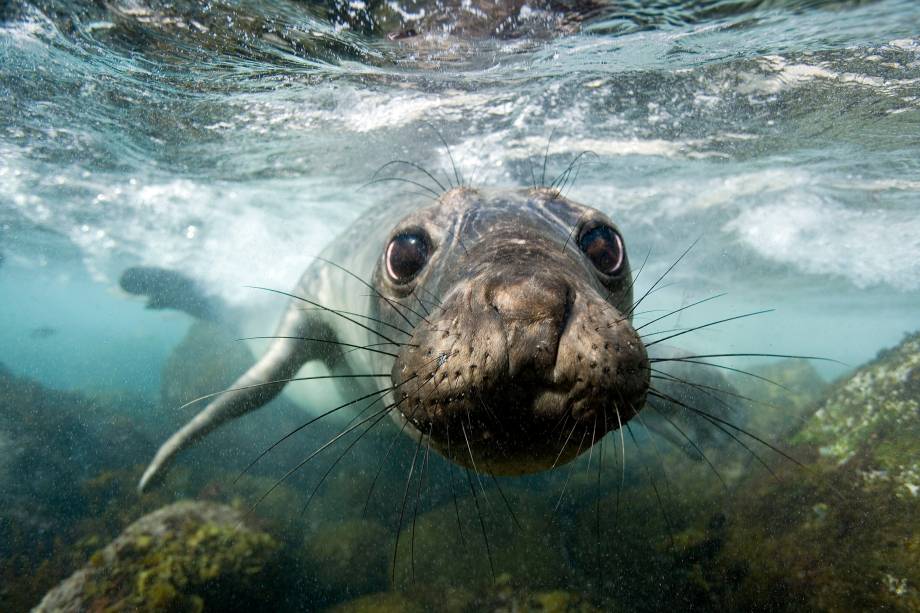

left=1, top=0, right=919, bottom=611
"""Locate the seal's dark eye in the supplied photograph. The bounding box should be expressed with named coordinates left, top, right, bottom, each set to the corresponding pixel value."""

left=386, top=231, right=430, bottom=283
left=578, top=225, right=624, bottom=275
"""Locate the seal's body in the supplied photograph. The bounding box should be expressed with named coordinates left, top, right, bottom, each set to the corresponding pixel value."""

left=139, top=187, right=651, bottom=490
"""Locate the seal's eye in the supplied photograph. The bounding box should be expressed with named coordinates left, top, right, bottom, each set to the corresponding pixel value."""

left=578, top=225, right=624, bottom=275
left=386, top=231, right=430, bottom=283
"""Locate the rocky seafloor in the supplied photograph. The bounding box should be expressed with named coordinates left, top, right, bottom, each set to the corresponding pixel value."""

left=1, top=322, right=918, bottom=612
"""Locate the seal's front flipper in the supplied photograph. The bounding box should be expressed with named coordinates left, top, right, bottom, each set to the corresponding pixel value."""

left=120, top=266, right=220, bottom=322
left=138, top=302, right=343, bottom=492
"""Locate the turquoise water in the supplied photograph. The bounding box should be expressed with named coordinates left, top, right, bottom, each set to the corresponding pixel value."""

left=2, top=0, right=919, bottom=610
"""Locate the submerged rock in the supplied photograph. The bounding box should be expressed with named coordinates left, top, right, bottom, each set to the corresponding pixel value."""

left=795, top=334, right=920, bottom=495
left=685, top=334, right=919, bottom=611
left=303, top=519, right=392, bottom=603
left=390, top=489, right=571, bottom=594
left=328, top=591, right=425, bottom=613
left=330, top=574, right=603, bottom=613
left=33, top=501, right=280, bottom=613
left=0, top=363, right=156, bottom=610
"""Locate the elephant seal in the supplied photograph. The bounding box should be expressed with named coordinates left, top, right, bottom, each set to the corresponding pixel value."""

left=138, top=185, right=652, bottom=491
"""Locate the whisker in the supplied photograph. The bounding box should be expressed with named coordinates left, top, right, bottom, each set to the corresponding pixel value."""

left=246, top=285, right=404, bottom=344
left=634, top=292, right=727, bottom=332
left=540, top=127, right=558, bottom=188
left=625, top=422, right=676, bottom=551
left=410, top=427, right=433, bottom=581
left=553, top=420, right=580, bottom=469
left=489, top=473, right=522, bottom=530
left=627, top=238, right=700, bottom=318
left=561, top=211, right=587, bottom=254
left=234, top=385, right=395, bottom=484
left=649, top=368, right=798, bottom=422
left=554, top=429, right=588, bottom=511
left=650, top=372, right=740, bottom=414
left=236, top=336, right=399, bottom=358
left=612, top=405, right=627, bottom=522
left=426, top=122, right=463, bottom=188
left=653, top=352, right=844, bottom=365
left=296, top=307, right=414, bottom=338
left=392, top=431, right=424, bottom=584
left=603, top=246, right=650, bottom=307
left=415, top=284, right=444, bottom=307
left=314, top=256, right=425, bottom=328
left=299, top=401, right=391, bottom=517
left=248, top=401, right=400, bottom=517
left=637, top=326, right=694, bottom=338
left=372, top=159, right=447, bottom=193
left=633, top=409, right=682, bottom=504
left=646, top=358, right=790, bottom=391
left=553, top=151, right=598, bottom=197
left=643, top=309, right=775, bottom=348
left=365, top=292, right=430, bottom=326
left=363, top=355, right=448, bottom=513
left=181, top=373, right=391, bottom=414
left=594, top=415, right=604, bottom=589
left=410, top=289, right=431, bottom=319
left=648, top=388, right=803, bottom=473
left=460, top=419, right=490, bottom=504
left=446, top=424, right=466, bottom=545
left=465, top=466, right=496, bottom=582
left=646, top=400, right=728, bottom=492
left=361, top=176, right=441, bottom=198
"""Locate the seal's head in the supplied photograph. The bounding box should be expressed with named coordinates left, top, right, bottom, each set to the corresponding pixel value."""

left=373, top=187, right=649, bottom=474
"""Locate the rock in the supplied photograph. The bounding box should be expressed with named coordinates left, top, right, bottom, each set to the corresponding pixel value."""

left=327, top=591, right=425, bottom=613
left=795, top=333, right=919, bottom=494
left=304, top=519, right=392, bottom=603
left=390, top=488, right=572, bottom=594
left=678, top=332, right=920, bottom=611
left=468, top=574, right=604, bottom=612
left=33, top=501, right=280, bottom=613
left=0, top=363, right=155, bottom=610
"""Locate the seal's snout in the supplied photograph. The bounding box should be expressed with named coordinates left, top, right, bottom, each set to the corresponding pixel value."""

left=385, top=191, right=650, bottom=476
left=485, top=273, right=572, bottom=376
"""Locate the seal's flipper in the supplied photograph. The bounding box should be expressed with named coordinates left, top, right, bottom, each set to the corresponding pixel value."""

left=138, top=303, right=343, bottom=492
left=120, top=266, right=220, bottom=322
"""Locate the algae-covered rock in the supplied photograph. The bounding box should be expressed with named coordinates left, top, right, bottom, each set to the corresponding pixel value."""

left=33, top=500, right=280, bottom=612
left=690, top=332, right=920, bottom=611
left=468, top=574, right=604, bottom=612
left=796, top=333, right=920, bottom=496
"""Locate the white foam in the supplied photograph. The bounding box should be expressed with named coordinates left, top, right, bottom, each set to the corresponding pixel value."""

left=726, top=195, right=920, bottom=291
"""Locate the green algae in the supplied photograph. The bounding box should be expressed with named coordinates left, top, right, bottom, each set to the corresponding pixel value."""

left=34, top=501, right=280, bottom=612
